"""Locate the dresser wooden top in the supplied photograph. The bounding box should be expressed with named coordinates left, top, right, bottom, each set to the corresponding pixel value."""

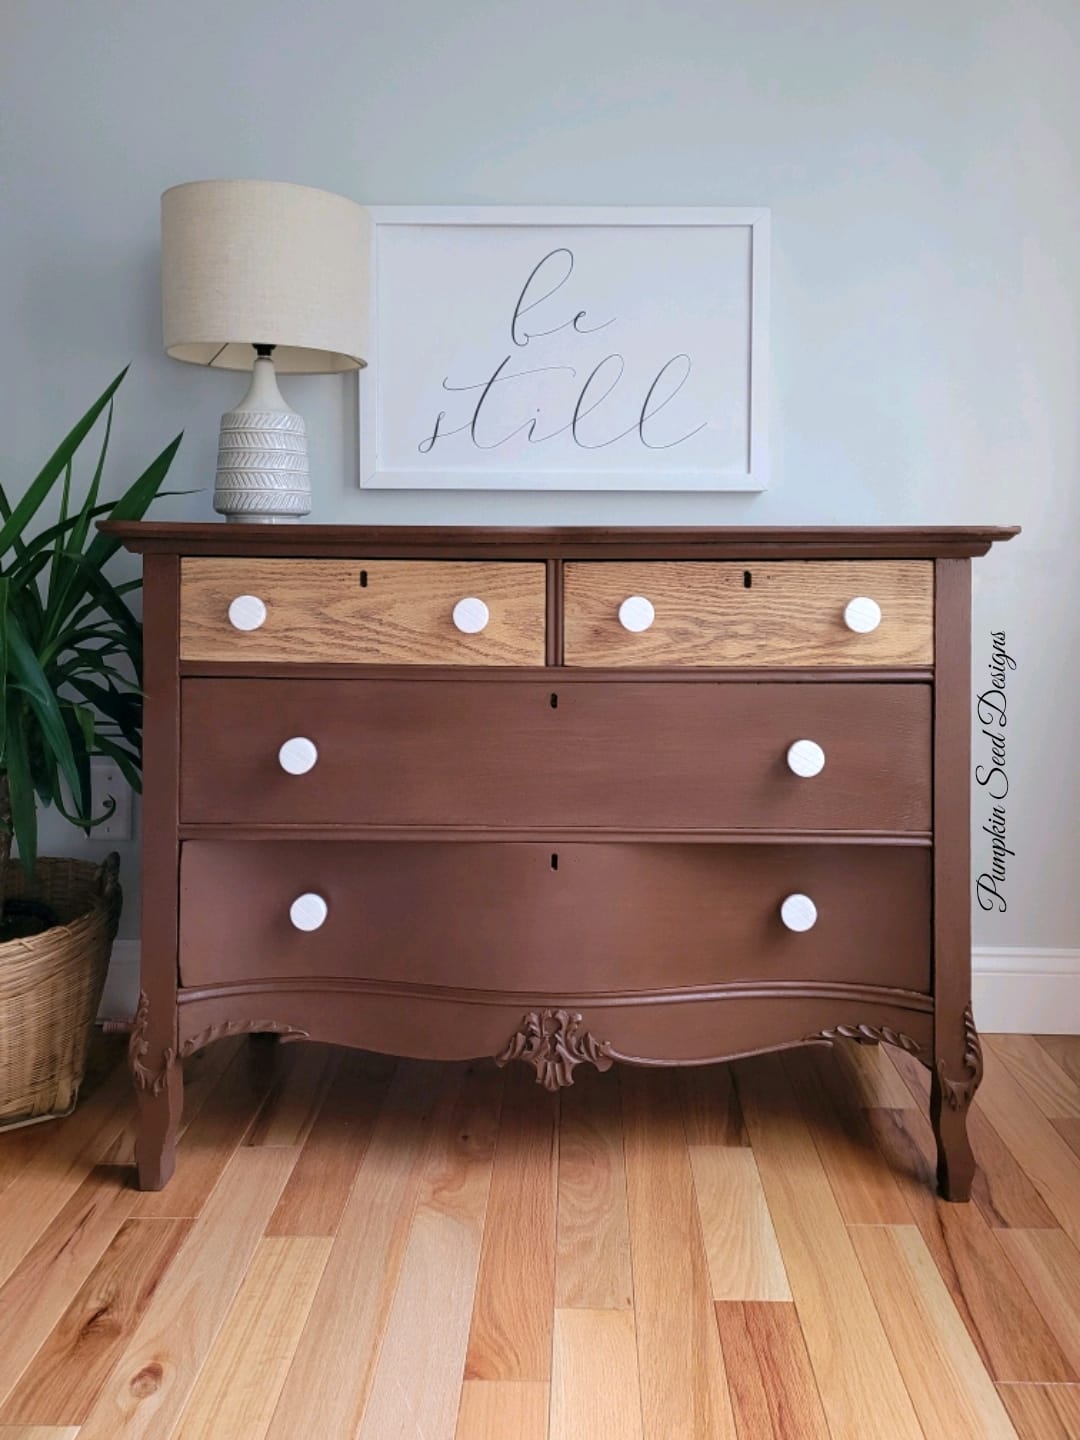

left=104, top=522, right=1019, bottom=560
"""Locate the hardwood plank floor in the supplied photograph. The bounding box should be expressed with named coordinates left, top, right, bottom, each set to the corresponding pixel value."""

left=4, top=1032, right=1080, bottom=1438
left=171, top=1235, right=330, bottom=1440
left=998, top=1381, right=1080, bottom=1439
left=78, top=1146, right=298, bottom=1440
left=849, top=1225, right=1017, bottom=1438
left=464, top=1066, right=557, bottom=1383
left=455, top=1381, right=549, bottom=1439
left=733, top=1053, right=923, bottom=1440
left=621, top=1068, right=736, bottom=1439
left=0, top=1167, right=139, bottom=1408
left=864, top=1106, right=1077, bottom=1382
left=263, top=1060, right=442, bottom=1440
left=688, top=1145, right=790, bottom=1300
left=554, top=1067, right=633, bottom=1310
left=713, top=1301, right=830, bottom=1440
left=550, top=1308, right=644, bottom=1440
left=358, top=1062, right=503, bottom=1440
left=0, top=1218, right=193, bottom=1426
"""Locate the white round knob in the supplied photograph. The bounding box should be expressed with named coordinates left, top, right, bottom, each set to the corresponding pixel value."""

left=228, top=595, right=267, bottom=632
left=453, top=597, right=490, bottom=634
left=843, top=596, right=882, bottom=634
left=278, top=737, right=318, bottom=776
left=780, top=894, right=818, bottom=932
left=289, top=893, right=328, bottom=932
left=787, top=740, right=826, bottom=778
left=619, top=596, right=655, bottom=633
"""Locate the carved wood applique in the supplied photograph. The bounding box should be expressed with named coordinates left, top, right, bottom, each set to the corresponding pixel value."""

left=128, top=991, right=167, bottom=1095
left=806, top=1022, right=924, bottom=1055
left=128, top=990, right=308, bottom=1096
left=936, top=1004, right=983, bottom=1111
left=496, top=1009, right=615, bottom=1091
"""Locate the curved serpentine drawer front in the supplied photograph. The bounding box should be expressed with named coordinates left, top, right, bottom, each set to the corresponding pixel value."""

left=178, top=840, right=932, bottom=995
left=564, top=560, right=933, bottom=666
left=180, top=677, right=932, bottom=833
left=179, top=558, right=547, bottom=665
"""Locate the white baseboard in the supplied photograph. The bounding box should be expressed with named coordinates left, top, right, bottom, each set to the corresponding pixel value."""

left=973, top=948, right=1080, bottom=1035
left=97, top=942, right=1080, bottom=1036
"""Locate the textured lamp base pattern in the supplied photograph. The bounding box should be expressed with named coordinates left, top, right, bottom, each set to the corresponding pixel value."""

left=214, top=410, right=311, bottom=521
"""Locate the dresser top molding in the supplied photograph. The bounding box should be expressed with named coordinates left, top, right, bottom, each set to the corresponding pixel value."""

left=104, top=523, right=1019, bottom=561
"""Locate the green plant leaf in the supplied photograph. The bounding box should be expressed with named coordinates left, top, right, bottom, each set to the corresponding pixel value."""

left=65, top=702, right=95, bottom=823
left=7, top=615, right=84, bottom=805
left=0, top=367, right=182, bottom=875
left=0, top=367, right=128, bottom=557
left=65, top=673, right=141, bottom=735
left=0, top=577, right=8, bottom=761
left=80, top=431, right=183, bottom=574
left=92, top=734, right=142, bottom=790
left=5, top=703, right=38, bottom=875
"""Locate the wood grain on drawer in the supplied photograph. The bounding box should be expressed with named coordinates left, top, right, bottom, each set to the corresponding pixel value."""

left=563, top=561, right=933, bottom=667
left=180, top=678, right=932, bottom=833
left=180, top=558, right=546, bottom=665
left=178, top=841, right=931, bottom=995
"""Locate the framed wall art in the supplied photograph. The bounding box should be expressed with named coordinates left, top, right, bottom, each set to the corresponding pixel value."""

left=358, top=205, right=770, bottom=492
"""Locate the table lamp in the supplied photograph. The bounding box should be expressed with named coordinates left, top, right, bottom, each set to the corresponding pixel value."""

left=161, top=179, right=368, bottom=521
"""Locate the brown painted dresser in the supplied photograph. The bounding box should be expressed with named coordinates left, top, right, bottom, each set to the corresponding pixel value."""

left=107, top=523, right=1018, bottom=1197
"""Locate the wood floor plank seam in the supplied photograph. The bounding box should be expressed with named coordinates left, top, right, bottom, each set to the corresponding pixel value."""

left=261, top=1060, right=445, bottom=1440
left=0, top=1167, right=141, bottom=1413
left=986, top=1036, right=1080, bottom=1122
left=732, top=1055, right=924, bottom=1440
left=618, top=1094, right=651, bottom=1440
left=850, top=1224, right=1019, bottom=1438
left=783, top=1047, right=916, bottom=1228
left=77, top=1145, right=300, bottom=1440
left=463, top=1066, right=559, bottom=1386
left=265, top=1053, right=399, bottom=1239
left=356, top=1061, right=506, bottom=1440
left=334, top=1081, right=442, bottom=1437
left=0, top=1216, right=195, bottom=1428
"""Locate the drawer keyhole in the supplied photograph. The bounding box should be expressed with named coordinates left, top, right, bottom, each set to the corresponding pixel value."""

left=359, top=570, right=368, bottom=588
left=551, top=853, right=559, bottom=870
left=550, top=692, right=559, bottom=709
left=743, top=570, right=752, bottom=589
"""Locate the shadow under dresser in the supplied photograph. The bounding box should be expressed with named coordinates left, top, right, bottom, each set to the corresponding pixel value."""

left=104, top=523, right=1018, bottom=1198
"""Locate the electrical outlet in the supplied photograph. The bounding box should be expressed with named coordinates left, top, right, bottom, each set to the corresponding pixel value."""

left=90, top=756, right=134, bottom=840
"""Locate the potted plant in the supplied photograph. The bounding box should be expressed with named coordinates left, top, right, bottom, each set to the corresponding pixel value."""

left=0, top=368, right=181, bottom=1127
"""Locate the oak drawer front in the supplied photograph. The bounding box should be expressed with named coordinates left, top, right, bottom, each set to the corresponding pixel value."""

left=180, top=678, right=931, bottom=833
left=178, top=841, right=931, bottom=994
left=179, top=558, right=546, bottom=665
left=563, top=561, right=933, bottom=667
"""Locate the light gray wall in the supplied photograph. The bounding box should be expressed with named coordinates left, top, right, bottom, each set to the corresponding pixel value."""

left=3, top=0, right=1078, bottom=950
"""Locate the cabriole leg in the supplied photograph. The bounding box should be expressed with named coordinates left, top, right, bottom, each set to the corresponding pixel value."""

left=134, top=1056, right=184, bottom=1191
left=128, top=989, right=184, bottom=1191
left=931, top=1003, right=983, bottom=1202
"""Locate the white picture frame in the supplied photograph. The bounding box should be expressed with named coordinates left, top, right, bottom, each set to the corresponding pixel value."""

left=358, top=206, right=770, bottom=492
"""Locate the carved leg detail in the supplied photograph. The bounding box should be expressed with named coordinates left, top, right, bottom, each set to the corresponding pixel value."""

left=931, top=1004, right=983, bottom=1202
left=134, top=1057, right=183, bottom=1191
left=128, top=989, right=184, bottom=1191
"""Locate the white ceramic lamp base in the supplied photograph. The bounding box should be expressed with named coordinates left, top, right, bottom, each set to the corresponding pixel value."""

left=214, top=354, right=311, bottom=523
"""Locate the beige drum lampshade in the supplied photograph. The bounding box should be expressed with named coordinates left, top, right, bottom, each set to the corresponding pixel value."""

left=161, top=179, right=369, bottom=372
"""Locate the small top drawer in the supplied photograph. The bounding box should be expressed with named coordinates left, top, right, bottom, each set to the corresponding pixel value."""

left=563, top=561, right=933, bottom=668
left=180, top=558, right=547, bottom=666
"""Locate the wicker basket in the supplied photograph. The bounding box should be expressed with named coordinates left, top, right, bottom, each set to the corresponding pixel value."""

left=0, top=853, right=121, bottom=1131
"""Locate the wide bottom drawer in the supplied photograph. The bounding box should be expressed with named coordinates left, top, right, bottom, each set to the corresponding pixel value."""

left=178, top=841, right=931, bottom=994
